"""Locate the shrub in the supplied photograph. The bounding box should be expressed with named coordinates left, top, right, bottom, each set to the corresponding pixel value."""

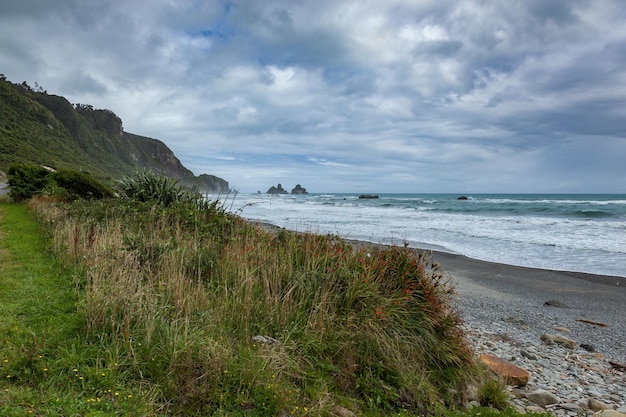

left=116, top=170, right=196, bottom=207
left=7, top=163, right=53, bottom=200
left=51, top=169, right=115, bottom=200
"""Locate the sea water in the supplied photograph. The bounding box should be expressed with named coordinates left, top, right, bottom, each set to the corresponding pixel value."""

left=225, top=193, right=626, bottom=278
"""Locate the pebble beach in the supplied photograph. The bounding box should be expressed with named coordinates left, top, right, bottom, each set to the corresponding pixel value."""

left=433, top=250, right=626, bottom=416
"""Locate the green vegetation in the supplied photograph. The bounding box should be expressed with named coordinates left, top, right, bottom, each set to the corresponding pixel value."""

left=0, top=76, right=228, bottom=193
left=0, top=203, right=152, bottom=415
left=0, top=172, right=546, bottom=416
left=6, top=163, right=115, bottom=201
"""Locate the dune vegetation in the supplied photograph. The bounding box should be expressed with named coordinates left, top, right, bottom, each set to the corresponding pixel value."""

left=0, top=170, right=540, bottom=416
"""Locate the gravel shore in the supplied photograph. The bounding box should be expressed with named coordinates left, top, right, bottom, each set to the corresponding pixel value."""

left=429, top=250, right=626, bottom=363
left=429, top=250, right=626, bottom=416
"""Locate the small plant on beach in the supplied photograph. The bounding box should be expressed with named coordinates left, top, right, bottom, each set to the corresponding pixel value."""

left=478, top=378, right=510, bottom=410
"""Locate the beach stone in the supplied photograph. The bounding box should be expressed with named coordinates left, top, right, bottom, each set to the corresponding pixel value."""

left=561, top=403, right=582, bottom=412
left=527, top=405, right=548, bottom=413
left=521, top=349, right=538, bottom=360
left=588, top=399, right=613, bottom=411
left=593, top=411, right=626, bottom=417
left=544, top=300, right=570, bottom=308
left=527, top=389, right=561, bottom=406
left=541, top=334, right=577, bottom=349
left=479, top=353, right=531, bottom=387
left=580, top=343, right=596, bottom=352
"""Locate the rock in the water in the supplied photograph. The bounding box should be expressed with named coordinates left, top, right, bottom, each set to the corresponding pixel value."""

left=267, top=184, right=288, bottom=194
left=479, top=353, right=531, bottom=387
left=527, top=388, right=560, bottom=406
left=358, top=194, right=379, bottom=199
left=291, top=184, right=308, bottom=194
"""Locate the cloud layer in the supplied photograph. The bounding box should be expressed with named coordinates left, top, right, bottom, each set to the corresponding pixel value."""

left=2, top=0, right=626, bottom=193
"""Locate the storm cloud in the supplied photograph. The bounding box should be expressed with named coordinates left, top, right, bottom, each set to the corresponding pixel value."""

left=1, top=0, right=625, bottom=193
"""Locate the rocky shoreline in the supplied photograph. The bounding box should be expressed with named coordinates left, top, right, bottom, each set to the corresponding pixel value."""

left=435, top=250, right=626, bottom=416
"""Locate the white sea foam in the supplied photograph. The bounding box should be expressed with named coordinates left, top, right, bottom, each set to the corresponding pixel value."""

left=228, top=193, right=626, bottom=278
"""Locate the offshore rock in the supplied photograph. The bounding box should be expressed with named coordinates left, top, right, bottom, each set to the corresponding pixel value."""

left=267, top=184, right=288, bottom=194
left=358, top=194, right=379, bottom=199
left=291, top=184, right=308, bottom=194
left=479, top=354, right=531, bottom=387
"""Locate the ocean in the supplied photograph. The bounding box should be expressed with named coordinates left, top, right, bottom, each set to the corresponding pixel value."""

left=226, top=193, right=626, bottom=279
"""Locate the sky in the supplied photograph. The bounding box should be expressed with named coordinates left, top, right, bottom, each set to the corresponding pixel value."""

left=1, top=0, right=626, bottom=194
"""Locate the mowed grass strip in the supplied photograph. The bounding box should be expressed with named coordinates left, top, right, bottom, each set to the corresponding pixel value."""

left=0, top=203, right=151, bottom=416
left=0, top=203, right=80, bottom=341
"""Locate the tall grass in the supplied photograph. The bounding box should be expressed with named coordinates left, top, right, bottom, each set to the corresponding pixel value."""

left=30, top=191, right=481, bottom=415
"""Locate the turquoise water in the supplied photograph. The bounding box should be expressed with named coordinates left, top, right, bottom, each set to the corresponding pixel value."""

left=231, top=193, right=626, bottom=278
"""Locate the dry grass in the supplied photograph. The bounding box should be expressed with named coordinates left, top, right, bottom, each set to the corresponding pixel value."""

left=30, top=196, right=481, bottom=415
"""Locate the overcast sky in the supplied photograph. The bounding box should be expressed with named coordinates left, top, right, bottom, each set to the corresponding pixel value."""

left=2, top=0, right=626, bottom=193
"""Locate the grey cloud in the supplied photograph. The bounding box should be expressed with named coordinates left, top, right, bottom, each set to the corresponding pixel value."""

left=1, top=0, right=625, bottom=193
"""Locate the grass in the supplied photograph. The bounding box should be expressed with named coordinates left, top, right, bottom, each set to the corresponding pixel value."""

left=0, top=193, right=551, bottom=417
left=0, top=202, right=153, bottom=415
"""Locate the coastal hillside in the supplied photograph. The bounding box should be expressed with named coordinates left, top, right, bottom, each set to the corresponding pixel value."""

left=0, top=75, right=228, bottom=193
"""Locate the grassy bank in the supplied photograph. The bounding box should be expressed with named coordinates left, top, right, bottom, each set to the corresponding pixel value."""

left=1, top=187, right=542, bottom=416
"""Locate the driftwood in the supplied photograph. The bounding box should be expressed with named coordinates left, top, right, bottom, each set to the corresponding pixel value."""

left=609, top=361, right=626, bottom=371
left=576, top=318, right=608, bottom=327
